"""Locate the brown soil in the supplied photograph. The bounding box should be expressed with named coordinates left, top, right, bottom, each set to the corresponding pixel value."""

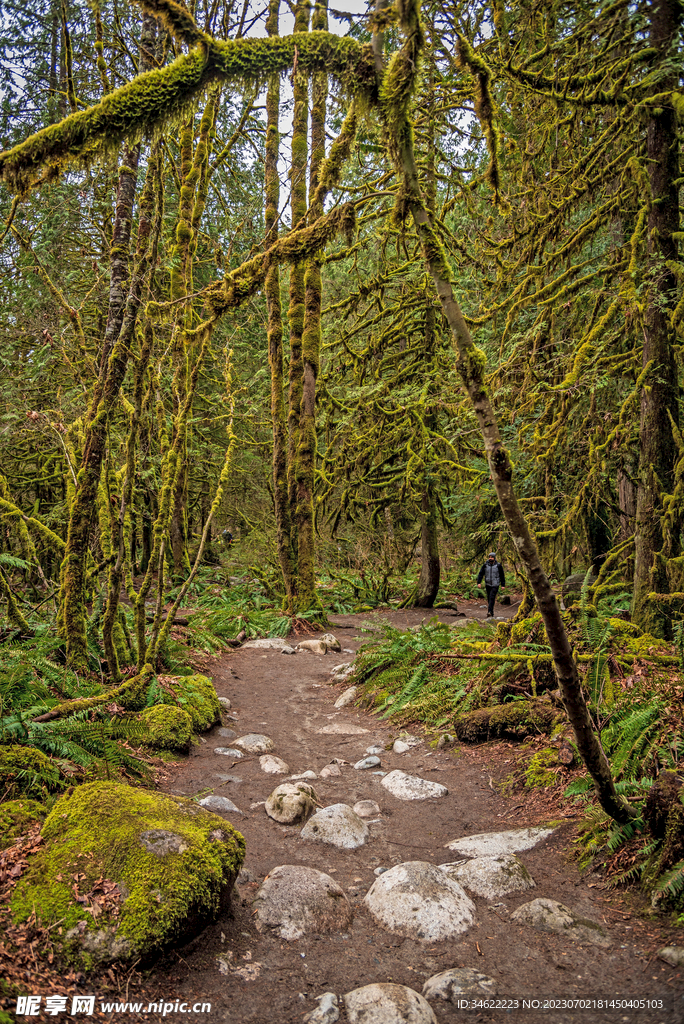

left=143, top=605, right=683, bottom=1024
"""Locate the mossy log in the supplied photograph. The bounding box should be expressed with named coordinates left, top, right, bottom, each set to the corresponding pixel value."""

left=454, top=699, right=562, bottom=743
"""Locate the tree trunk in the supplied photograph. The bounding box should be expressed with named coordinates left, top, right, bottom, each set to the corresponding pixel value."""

left=632, top=0, right=681, bottom=638
left=416, top=484, right=440, bottom=607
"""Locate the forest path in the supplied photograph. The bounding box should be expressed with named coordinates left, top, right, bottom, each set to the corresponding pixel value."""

left=152, top=605, right=683, bottom=1024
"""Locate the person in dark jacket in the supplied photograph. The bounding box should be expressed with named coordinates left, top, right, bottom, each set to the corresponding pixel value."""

left=477, top=552, right=506, bottom=618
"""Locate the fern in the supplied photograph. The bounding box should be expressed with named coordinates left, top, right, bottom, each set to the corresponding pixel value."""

left=652, top=860, right=684, bottom=904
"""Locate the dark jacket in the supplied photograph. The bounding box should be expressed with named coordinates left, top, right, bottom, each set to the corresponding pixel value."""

left=477, top=560, right=505, bottom=587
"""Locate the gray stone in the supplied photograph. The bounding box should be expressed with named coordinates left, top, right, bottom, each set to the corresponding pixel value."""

left=254, top=864, right=352, bottom=940
left=259, top=754, right=290, bottom=775
left=319, top=763, right=341, bottom=779
left=298, top=639, right=329, bottom=655
left=393, top=733, right=421, bottom=754
left=344, top=984, right=437, bottom=1024
left=436, top=734, right=456, bottom=749
left=334, top=686, right=358, bottom=709
left=280, top=645, right=297, bottom=654
left=319, top=633, right=342, bottom=652
left=440, top=854, right=535, bottom=900
left=354, top=756, right=380, bottom=770
left=318, top=722, right=369, bottom=735
left=393, top=740, right=411, bottom=754
left=301, top=803, right=369, bottom=849
left=265, top=782, right=318, bottom=825
left=445, top=826, right=555, bottom=857
left=290, top=770, right=318, bottom=780
left=218, top=697, right=232, bottom=711
left=198, top=795, right=242, bottom=815
left=366, top=746, right=384, bottom=755
left=234, top=733, right=274, bottom=754
left=218, top=727, right=237, bottom=739
left=353, top=800, right=380, bottom=818
left=364, top=861, right=475, bottom=941
left=381, top=770, right=448, bottom=801
left=304, top=992, right=340, bottom=1024
left=422, top=968, right=497, bottom=1003
left=242, top=637, right=293, bottom=651
left=658, top=946, right=684, bottom=967
left=139, top=829, right=189, bottom=856
left=373, top=866, right=388, bottom=876
left=214, top=747, right=243, bottom=758
left=511, top=898, right=610, bottom=946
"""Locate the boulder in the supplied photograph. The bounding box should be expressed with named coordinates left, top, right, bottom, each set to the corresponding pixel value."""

left=422, top=968, right=497, bottom=1002
left=364, top=861, right=475, bottom=941
left=319, top=633, right=342, bottom=652
left=444, top=825, right=555, bottom=857
left=0, top=799, right=46, bottom=850
left=353, top=800, right=380, bottom=818
left=440, top=854, right=535, bottom=900
left=381, top=770, right=448, bottom=801
left=510, top=898, right=610, bottom=946
left=265, top=782, right=318, bottom=824
left=334, top=686, right=358, bottom=709
left=155, top=673, right=221, bottom=732
left=10, top=781, right=244, bottom=963
left=298, top=639, right=329, bottom=655
left=0, top=745, right=62, bottom=801
left=234, top=733, right=274, bottom=754
left=301, top=804, right=369, bottom=849
left=198, top=795, right=242, bottom=815
left=344, top=984, right=437, bottom=1024
left=242, top=638, right=294, bottom=651
left=254, top=864, right=352, bottom=940
left=259, top=754, right=290, bottom=775
left=141, top=705, right=193, bottom=752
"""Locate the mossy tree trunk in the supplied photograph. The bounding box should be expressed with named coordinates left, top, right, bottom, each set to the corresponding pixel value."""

left=416, top=480, right=440, bottom=607
left=378, top=0, right=635, bottom=825
left=265, top=0, right=296, bottom=610
left=295, top=0, right=328, bottom=614
left=632, top=0, right=681, bottom=638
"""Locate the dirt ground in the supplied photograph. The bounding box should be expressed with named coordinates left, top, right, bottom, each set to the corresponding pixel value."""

left=143, top=603, right=684, bottom=1024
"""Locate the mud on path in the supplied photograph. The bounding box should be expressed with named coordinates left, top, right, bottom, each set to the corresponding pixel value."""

left=149, top=606, right=684, bottom=1024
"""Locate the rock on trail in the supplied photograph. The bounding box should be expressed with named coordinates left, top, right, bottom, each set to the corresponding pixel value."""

left=511, top=897, right=611, bottom=946
left=445, top=825, right=555, bottom=856
left=301, top=803, right=369, bottom=849
left=440, top=853, right=535, bottom=899
left=363, top=861, right=475, bottom=941
left=253, top=865, right=353, bottom=940
left=344, top=983, right=437, bottom=1024
left=381, top=770, right=447, bottom=801
left=265, top=782, right=318, bottom=824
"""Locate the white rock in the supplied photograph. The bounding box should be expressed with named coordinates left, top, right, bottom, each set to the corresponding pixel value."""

left=353, top=799, right=380, bottom=818
left=354, top=756, right=380, bottom=770
left=234, top=733, right=274, bottom=754
left=298, top=639, right=329, bottom=655
left=290, top=770, right=318, bottom=780
left=304, top=992, right=339, bottom=1024
left=366, top=745, right=383, bottom=755
left=511, top=898, right=610, bottom=946
left=445, top=826, right=555, bottom=857
left=440, top=854, right=535, bottom=900
left=280, top=645, right=297, bottom=654
left=330, top=662, right=352, bottom=677
left=254, top=865, right=352, bottom=940
left=381, top=770, right=448, bottom=801
left=319, top=633, right=341, bottom=651
left=242, top=637, right=294, bottom=651
left=319, top=764, right=341, bottom=779
left=218, top=696, right=232, bottom=710
left=301, top=803, right=370, bottom=849
left=334, top=686, right=358, bottom=709
left=265, top=782, right=318, bottom=824
left=344, top=984, right=436, bottom=1024
left=198, top=795, right=242, bottom=814
left=318, top=722, right=369, bottom=735
left=364, top=861, right=475, bottom=941
left=422, top=968, right=497, bottom=1002
left=396, top=732, right=422, bottom=748
left=393, top=740, right=410, bottom=754
left=214, top=747, right=243, bottom=758
left=260, top=755, right=290, bottom=775
left=658, top=946, right=684, bottom=967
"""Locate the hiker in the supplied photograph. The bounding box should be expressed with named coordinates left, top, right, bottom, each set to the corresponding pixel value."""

left=220, top=528, right=233, bottom=548
left=477, top=551, right=506, bottom=618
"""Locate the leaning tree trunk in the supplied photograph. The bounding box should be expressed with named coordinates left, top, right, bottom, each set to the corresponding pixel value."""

left=632, top=0, right=681, bottom=638
left=377, top=0, right=635, bottom=824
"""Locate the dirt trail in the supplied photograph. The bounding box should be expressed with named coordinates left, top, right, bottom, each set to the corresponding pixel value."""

left=151, top=607, right=683, bottom=1024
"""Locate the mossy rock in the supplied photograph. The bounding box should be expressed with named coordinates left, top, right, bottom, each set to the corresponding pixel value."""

left=509, top=613, right=544, bottom=645
left=524, top=748, right=560, bottom=788
left=141, top=705, right=193, bottom=752
left=10, top=781, right=245, bottom=964
left=0, top=745, right=63, bottom=800
left=0, top=798, right=47, bottom=849
left=454, top=700, right=561, bottom=743
left=154, top=674, right=220, bottom=732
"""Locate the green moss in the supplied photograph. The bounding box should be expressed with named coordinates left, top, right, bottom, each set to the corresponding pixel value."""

left=0, top=745, right=63, bottom=800
left=10, top=781, right=245, bottom=963
left=141, top=705, right=193, bottom=752
left=0, top=799, right=47, bottom=849
left=525, top=747, right=560, bottom=788
left=153, top=673, right=220, bottom=732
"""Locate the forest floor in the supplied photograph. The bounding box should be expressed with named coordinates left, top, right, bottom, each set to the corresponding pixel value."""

left=140, top=600, right=683, bottom=1024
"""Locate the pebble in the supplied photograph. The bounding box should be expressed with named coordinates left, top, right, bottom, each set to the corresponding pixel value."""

left=301, top=803, right=370, bottom=849
left=254, top=865, right=353, bottom=941
left=265, top=782, right=318, bottom=825
left=234, top=733, right=275, bottom=754
left=344, top=983, right=437, bottom=1024
left=381, top=770, right=447, bottom=801
left=440, top=854, right=535, bottom=900
left=373, top=866, right=388, bottom=876
left=444, top=826, right=555, bottom=857
left=259, top=755, right=290, bottom=775
left=393, top=740, right=410, bottom=754
left=510, top=898, right=610, bottom=946
left=353, top=800, right=380, bottom=818
left=364, top=861, right=475, bottom=941
left=218, top=697, right=232, bottom=711
left=198, top=795, right=242, bottom=814
left=214, top=747, right=243, bottom=758
left=354, top=756, right=380, bottom=770
left=366, top=746, right=384, bottom=755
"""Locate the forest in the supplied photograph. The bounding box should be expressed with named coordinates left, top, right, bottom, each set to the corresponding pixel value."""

left=0, top=0, right=683, bottom=1017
